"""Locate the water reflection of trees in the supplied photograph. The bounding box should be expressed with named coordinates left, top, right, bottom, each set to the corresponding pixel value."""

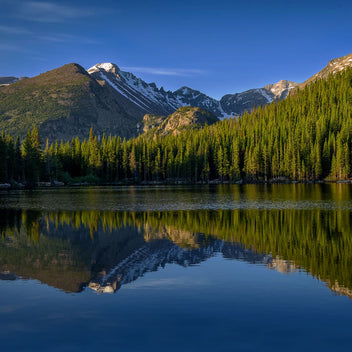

left=0, top=208, right=352, bottom=296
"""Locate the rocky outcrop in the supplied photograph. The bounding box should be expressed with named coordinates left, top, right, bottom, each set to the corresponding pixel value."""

left=160, top=106, right=218, bottom=135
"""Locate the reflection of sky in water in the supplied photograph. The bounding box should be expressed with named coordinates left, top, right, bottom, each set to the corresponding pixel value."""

left=0, top=185, right=352, bottom=351
left=0, top=258, right=352, bottom=352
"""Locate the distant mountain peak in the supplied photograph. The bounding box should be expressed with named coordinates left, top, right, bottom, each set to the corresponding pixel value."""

left=176, top=86, right=192, bottom=95
left=87, top=62, right=120, bottom=74
left=264, top=79, right=298, bottom=91
left=86, top=62, right=299, bottom=119
left=264, top=80, right=299, bottom=99
left=327, top=53, right=352, bottom=70
left=219, top=79, right=298, bottom=116
left=0, top=76, right=19, bottom=86
left=300, top=53, right=352, bottom=88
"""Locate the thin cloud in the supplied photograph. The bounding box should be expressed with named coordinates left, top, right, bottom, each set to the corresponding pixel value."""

left=19, top=2, right=97, bottom=22
left=0, top=43, right=29, bottom=52
left=0, top=26, right=97, bottom=44
left=0, top=25, right=97, bottom=47
left=36, top=34, right=74, bottom=43
left=121, top=66, right=206, bottom=77
left=0, top=25, right=32, bottom=35
left=36, top=33, right=98, bottom=44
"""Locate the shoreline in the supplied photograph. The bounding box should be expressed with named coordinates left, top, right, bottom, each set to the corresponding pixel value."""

left=1, top=179, right=351, bottom=190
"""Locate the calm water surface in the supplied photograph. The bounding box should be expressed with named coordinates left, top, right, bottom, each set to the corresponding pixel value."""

left=0, top=184, right=352, bottom=351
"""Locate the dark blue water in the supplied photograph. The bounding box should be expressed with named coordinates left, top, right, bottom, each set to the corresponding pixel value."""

left=0, top=184, right=351, bottom=351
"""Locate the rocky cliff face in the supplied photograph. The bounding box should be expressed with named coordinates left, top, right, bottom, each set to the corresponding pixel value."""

left=264, top=80, right=299, bottom=99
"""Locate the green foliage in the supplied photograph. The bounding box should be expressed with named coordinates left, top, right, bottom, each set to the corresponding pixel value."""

left=69, top=174, right=101, bottom=184
left=21, top=127, right=42, bottom=184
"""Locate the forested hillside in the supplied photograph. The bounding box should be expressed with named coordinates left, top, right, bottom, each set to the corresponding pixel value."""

left=1, top=68, right=352, bottom=185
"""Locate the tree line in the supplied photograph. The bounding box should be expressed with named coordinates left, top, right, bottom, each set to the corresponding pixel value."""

left=1, top=68, right=352, bottom=185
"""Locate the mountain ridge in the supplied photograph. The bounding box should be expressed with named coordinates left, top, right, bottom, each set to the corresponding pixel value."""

left=300, top=53, right=352, bottom=89
left=0, top=63, right=138, bottom=141
left=1, top=52, right=352, bottom=142
left=87, top=62, right=299, bottom=119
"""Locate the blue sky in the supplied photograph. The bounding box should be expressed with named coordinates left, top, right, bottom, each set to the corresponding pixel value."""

left=0, top=0, right=351, bottom=99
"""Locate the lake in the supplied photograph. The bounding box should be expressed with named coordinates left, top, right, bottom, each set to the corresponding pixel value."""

left=0, top=184, right=352, bottom=351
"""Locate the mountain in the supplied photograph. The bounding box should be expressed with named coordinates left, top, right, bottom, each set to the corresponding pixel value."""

left=0, top=62, right=276, bottom=141
left=220, top=80, right=299, bottom=116
left=300, top=53, right=352, bottom=88
left=1, top=52, right=352, bottom=142
left=88, top=63, right=177, bottom=118
left=0, top=63, right=138, bottom=141
left=0, top=76, right=27, bottom=86
left=87, top=63, right=297, bottom=118
left=0, top=77, right=18, bottom=86
left=0, top=63, right=223, bottom=141
left=141, top=106, right=219, bottom=136
left=173, top=86, right=228, bottom=117
left=87, top=63, right=227, bottom=118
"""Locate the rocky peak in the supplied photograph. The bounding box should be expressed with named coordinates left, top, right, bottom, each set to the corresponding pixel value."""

left=300, top=53, right=352, bottom=88
left=264, top=80, right=299, bottom=99
left=175, top=86, right=192, bottom=96
left=264, top=80, right=298, bottom=93
left=327, top=53, right=352, bottom=72
left=87, top=62, right=120, bottom=74
left=142, top=106, right=219, bottom=136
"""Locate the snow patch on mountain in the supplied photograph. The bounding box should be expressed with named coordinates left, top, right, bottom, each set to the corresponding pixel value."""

left=88, top=63, right=230, bottom=118
left=88, top=63, right=119, bottom=74
left=0, top=77, right=19, bottom=86
left=100, top=72, right=150, bottom=110
left=258, top=89, right=273, bottom=103
left=87, top=62, right=298, bottom=120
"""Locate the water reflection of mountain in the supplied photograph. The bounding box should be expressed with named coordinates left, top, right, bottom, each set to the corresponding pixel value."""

left=0, top=209, right=351, bottom=298
left=89, top=239, right=277, bottom=293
